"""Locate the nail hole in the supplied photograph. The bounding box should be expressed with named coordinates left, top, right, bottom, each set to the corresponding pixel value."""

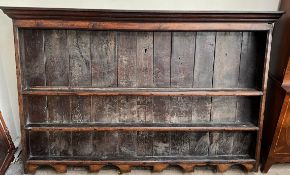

left=144, top=49, right=147, bottom=53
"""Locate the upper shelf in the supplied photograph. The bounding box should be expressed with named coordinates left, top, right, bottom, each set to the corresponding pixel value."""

left=0, top=7, right=283, bottom=22
left=22, top=87, right=263, bottom=96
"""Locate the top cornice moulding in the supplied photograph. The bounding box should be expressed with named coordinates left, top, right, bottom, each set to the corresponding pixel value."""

left=0, top=6, right=284, bottom=22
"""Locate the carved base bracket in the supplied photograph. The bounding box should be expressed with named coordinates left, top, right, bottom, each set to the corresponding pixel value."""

left=178, top=163, right=195, bottom=172
left=152, top=163, right=169, bottom=172
left=115, top=164, right=131, bottom=173
left=216, top=164, right=231, bottom=173
left=51, top=164, right=67, bottom=173
left=25, top=162, right=255, bottom=174
left=89, top=164, right=105, bottom=172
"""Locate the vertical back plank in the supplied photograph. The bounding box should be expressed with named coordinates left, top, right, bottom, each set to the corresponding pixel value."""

left=189, top=132, right=210, bottom=156
left=27, top=96, right=47, bottom=123
left=119, top=132, right=137, bottom=157
left=91, top=31, right=118, bottom=123
left=119, top=96, right=138, bottom=123
left=152, top=32, right=171, bottom=124
left=93, top=96, right=118, bottom=123
left=170, top=32, right=195, bottom=154
left=193, top=32, right=216, bottom=88
left=45, top=30, right=69, bottom=86
left=239, top=32, right=258, bottom=88
left=29, top=131, right=49, bottom=157
left=213, top=32, right=242, bottom=88
left=136, top=32, right=154, bottom=87
left=153, top=97, right=170, bottom=123
left=170, top=97, right=192, bottom=123
left=192, top=32, right=216, bottom=123
left=71, top=96, right=91, bottom=123
left=117, top=32, right=137, bottom=87
left=91, top=31, right=117, bottom=87
left=136, top=32, right=154, bottom=123
left=210, top=32, right=242, bottom=157
left=236, top=32, right=258, bottom=123
left=209, top=132, right=235, bottom=156
left=92, top=132, right=106, bottom=158
left=67, top=30, right=92, bottom=157
left=44, top=30, right=71, bottom=157
left=105, top=132, right=119, bottom=157
left=47, top=96, right=70, bottom=123
left=49, top=132, right=72, bottom=157
left=137, top=131, right=153, bottom=157
left=68, top=30, right=92, bottom=123
left=117, top=32, right=138, bottom=123
left=43, top=30, right=71, bottom=159
left=68, top=30, right=91, bottom=86
left=171, top=32, right=195, bottom=88
left=72, top=132, right=93, bottom=156
left=170, top=132, right=190, bottom=156
left=232, top=132, right=254, bottom=156
left=212, top=32, right=242, bottom=122
left=153, top=32, right=171, bottom=87
left=153, top=132, right=170, bottom=156
left=22, top=30, right=45, bottom=87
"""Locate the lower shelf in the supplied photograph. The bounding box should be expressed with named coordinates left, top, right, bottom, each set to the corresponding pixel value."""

left=25, top=122, right=259, bottom=132
left=26, top=156, right=256, bottom=173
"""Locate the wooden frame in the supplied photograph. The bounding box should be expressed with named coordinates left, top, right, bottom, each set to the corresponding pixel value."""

left=0, top=7, right=282, bottom=174
left=0, top=111, right=15, bottom=175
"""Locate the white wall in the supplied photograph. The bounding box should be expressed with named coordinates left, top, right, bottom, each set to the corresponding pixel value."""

left=0, top=0, right=281, bottom=147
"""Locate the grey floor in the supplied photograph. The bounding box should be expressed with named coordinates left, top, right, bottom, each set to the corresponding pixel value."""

left=5, top=158, right=290, bottom=175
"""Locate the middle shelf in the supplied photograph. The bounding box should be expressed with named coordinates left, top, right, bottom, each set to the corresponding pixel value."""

left=25, top=122, right=259, bottom=132
left=22, top=87, right=263, bottom=96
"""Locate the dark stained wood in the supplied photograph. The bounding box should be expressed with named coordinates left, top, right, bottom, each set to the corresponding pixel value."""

left=212, top=32, right=242, bottom=123
left=49, top=132, right=72, bottom=157
left=22, top=87, right=263, bottom=96
left=26, top=96, right=47, bottom=123
left=29, top=131, right=49, bottom=157
left=209, top=132, right=234, bottom=156
left=2, top=7, right=281, bottom=174
left=71, top=96, right=91, bottom=123
left=0, top=112, right=15, bottom=175
left=117, top=32, right=137, bottom=87
left=170, top=97, right=192, bottom=123
left=91, top=31, right=117, bottom=87
left=119, top=132, right=136, bottom=157
left=171, top=132, right=190, bottom=156
left=47, top=96, right=70, bottom=123
left=171, top=32, right=195, bottom=88
left=68, top=30, right=91, bottom=86
left=14, top=20, right=274, bottom=31
left=104, top=132, right=119, bottom=157
left=25, top=123, right=259, bottom=132
left=153, top=32, right=171, bottom=87
left=44, top=30, right=69, bottom=86
left=92, top=96, right=118, bottom=123
left=21, top=30, right=45, bottom=88
left=136, top=131, right=153, bottom=157
left=189, top=133, right=210, bottom=156
left=153, top=132, right=170, bottom=156
left=1, top=7, right=282, bottom=22
left=261, top=1, right=290, bottom=173
left=72, top=132, right=93, bottom=156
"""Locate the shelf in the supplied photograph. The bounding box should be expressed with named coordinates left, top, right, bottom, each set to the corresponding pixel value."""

left=22, top=87, right=263, bottom=96
left=28, top=155, right=256, bottom=163
left=25, top=123, right=259, bottom=132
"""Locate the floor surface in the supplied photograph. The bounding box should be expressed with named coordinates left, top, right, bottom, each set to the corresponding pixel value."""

left=5, top=159, right=290, bottom=175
